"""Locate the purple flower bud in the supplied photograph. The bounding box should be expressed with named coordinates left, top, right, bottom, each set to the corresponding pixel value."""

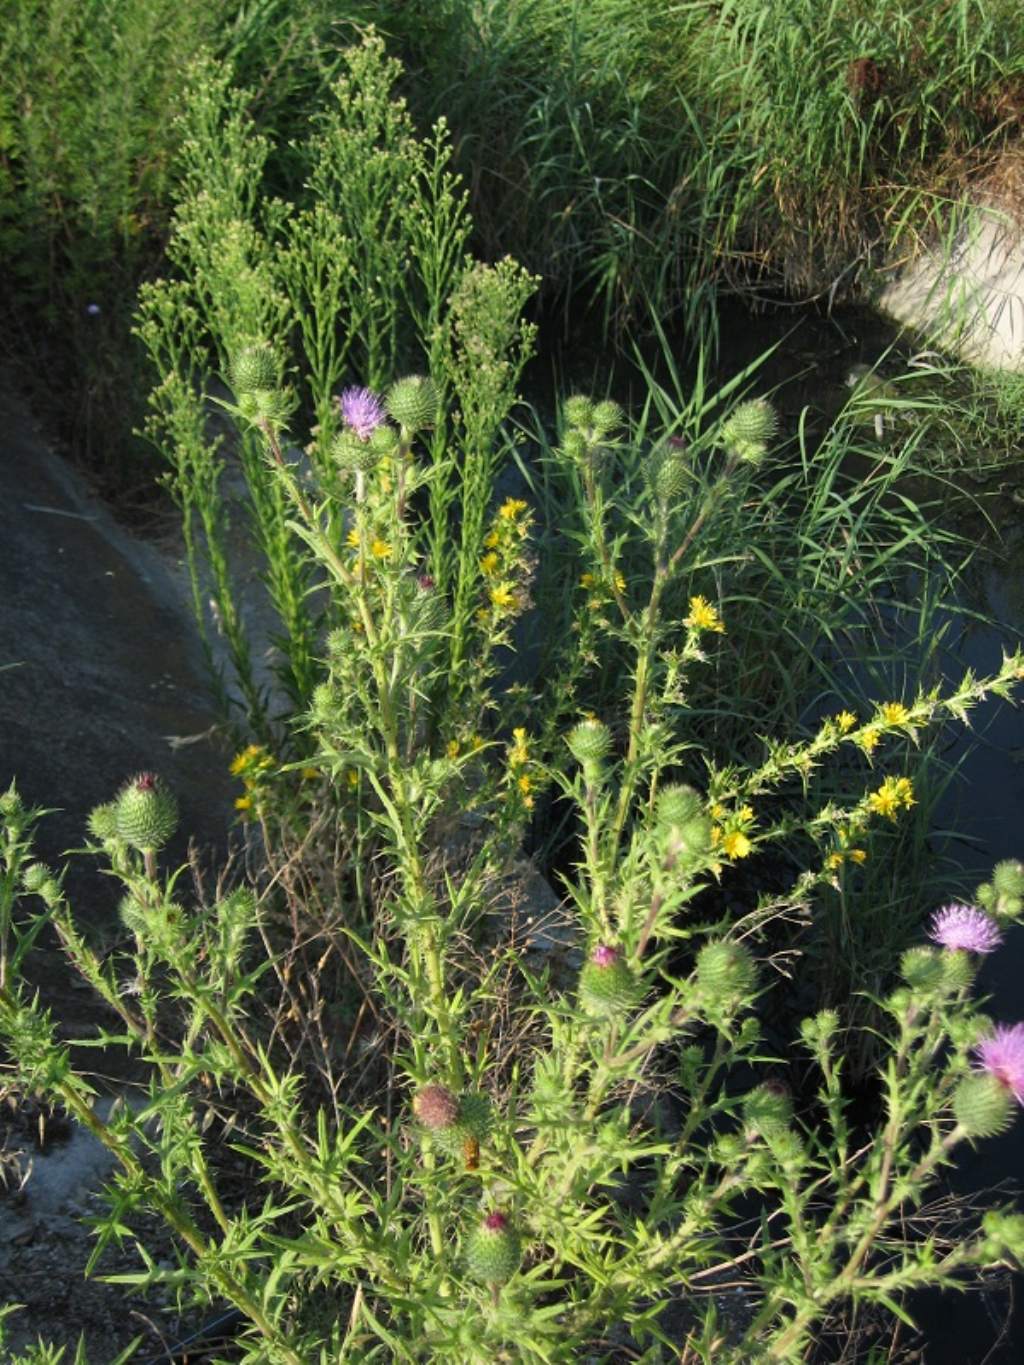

left=592, top=944, right=619, bottom=968
left=483, top=1211, right=508, bottom=1232
left=337, top=386, right=386, bottom=440
left=417, top=575, right=435, bottom=591
left=928, top=903, right=1003, bottom=954
left=975, top=1023, right=1024, bottom=1104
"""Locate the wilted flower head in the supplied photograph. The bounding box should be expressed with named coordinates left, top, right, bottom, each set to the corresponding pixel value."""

left=928, top=903, right=1003, bottom=954
left=975, top=1023, right=1024, bottom=1103
left=337, top=386, right=386, bottom=440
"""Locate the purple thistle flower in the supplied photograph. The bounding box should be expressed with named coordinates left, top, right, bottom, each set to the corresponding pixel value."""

left=928, top=903, right=1003, bottom=954
left=975, top=1023, right=1024, bottom=1103
left=337, top=386, right=386, bottom=440
left=592, top=944, right=619, bottom=968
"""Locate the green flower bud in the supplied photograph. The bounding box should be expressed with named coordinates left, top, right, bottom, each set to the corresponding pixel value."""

left=645, top=441, right=690, bottom=503
left=561, top=429, right=590, bottom=462
left=115, top=773, right=178, bottom=853
left=21, top=863, right=52, bottom=894
left=721, top=399, right=778, bottom=459
left=991, top=861, right=1024, bottom=918
left=655, top=784, right=711, bottom=867
left=578, top=944, right=641, bottom=1018
left=980, top=1210, right=1024, bottom=1264
left=119, top=891, right=149, bottom=939
left=742, top=1082, right=793, bottom=1139
left=230, top=343, right=278, bottom=396
left=800, top=1009, right=841, bottom=1051
left=237, top=388, right=290, bottom=428
left=369, top=423, right=400, bottom=458
left=0, top=784, right=23, bottom=818
left=412, top=1083, right=460, bottom=1132
left=591, top=400, right=623, bottom=436
left=434, top=1091, right=493, bottom=1156
left=563, top=395, right=595, bottom=431
left=38, top=878, right=62, bottom=907
left=954, top=1073, right=1015, bottom=1139
left=940, top=948, right=975, bottom=994
left=900, top=945, right=946, bottom=993
left=331, top=430, right=379, bottom=473
left=464, top=1212, right=522, bottom=1284
left=87, top=801, right=120, bottom=842
left=696, top=940, right=757, bottom=998
left=566, top=718, right=612, bottom=772
left=386, top=375, right=439, bottom=432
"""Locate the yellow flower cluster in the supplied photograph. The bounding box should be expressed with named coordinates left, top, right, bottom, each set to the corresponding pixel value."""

left=506, top=726, right=534, bottom=809
left=478, top=498, right=533, bottom=622
left=684, top=595, right=725, bottom=634
left=826, top=824, right=868, bottom=871
left=230, top=743, right=275, bottom=815
left=710, top=802, right=755, bottom=860
left=345, top=527, right=392, bottom=560
left=867, top=775, right=915, bottom=821
left=579, top=569, right=627, bottom=611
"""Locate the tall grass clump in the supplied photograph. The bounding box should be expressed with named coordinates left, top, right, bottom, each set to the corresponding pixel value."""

left=347, top=0, right=1024, bottom=337
left=2, top=33, right=1024, bottom=1361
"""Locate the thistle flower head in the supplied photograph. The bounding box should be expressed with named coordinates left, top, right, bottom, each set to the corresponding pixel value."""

left=337, top=386, right=386, bottom=440
left=928, top=903, right=1003, bottom=954
left=412, top=1084, right=459, bottom=1131
left=592, top=943, right=619, bottom=968
left=975, top=1023, right=1024, bottom=1103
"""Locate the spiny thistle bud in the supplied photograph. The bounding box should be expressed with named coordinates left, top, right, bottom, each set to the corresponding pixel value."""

left=696, top=940, right=757, bottom=998
left=990, top=860, right=1024, bottom=918
left=578, top=944, right=640, bottom=1018
left=413, top=1084, right=460, bottom=1132
left=369, top=422, right=400, bottom=458
left=900, top=946, right=946, bottom=993
left=230, top=343, right=278, bottom=396
left=566, top=718, right=612, bottom=780
left=21, top=863, right=52, bottom=895
left=645, top=442, right=690, bottom=504
left=563, top=395, right=594, bottom=431
left=591, top=400, right=623, bottom=436
left=939, top=949, right=976, bottom=994
left=954, top=1073, right=1015, bottom=1139
left=114, top=773, right=178, bottom=853
left=0, top=784, right=22, bottom=818
left=800, top=1009, right=841, bottom=1051
left=237, top=388, right=290, bottom=428
left=37, top=878, right=62, bottom=907
left=655, top=784, right=711, bottom=868
left=464, top=1211, right=522, bottom=1284
left=980, top=1210, right=1024, bottom=1264
left=742, top=1082, right=793, bottom=1139
left=386, top=375, right=439, bottom=432
left=331, top=430, right=380, bottom=474
left=433, top=1090, right=493, bottom=1156
left=561, top=429, right=590, bottom=462
left=87, top=801, right=120, bottom=842
left=119, top=891, right=149, bottom=939
left=721, top=399, right=778, bottom=464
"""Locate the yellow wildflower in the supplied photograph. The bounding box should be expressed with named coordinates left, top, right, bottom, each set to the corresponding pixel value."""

left=684, top=595, right=725, bottom=633
left=879, top=701, right=910, bottom=726
left=738, top=804, right=754, bottom=823
left=346, top=770, right=359, bottom=789
left=826, top=852, right=844, bottom=870
left=523, top=795, right=535, bottom=810
left=471, top=734, right=485, bottom=750
left=518, top=774, right=532, bottom=795
left=234, top=795, right=252, bottom=812
left=835, top=711, right=856, bottom=733
left=499, top=498, right=528, bottom=520
left=867, top=775, right=915, bottom=820
left=484, top=530, right=500, bottom=549
left=230, top=743, right=265, bottom=776
left=710, top=825, right=722, bottom=847
left=858, top=730, right=880, bottom=754
left=711, top=803, right=727, bottom=820
left=346, top=528, right=360, bottom=549
left=614, top=571, right=626, bottom=594
left=370, top=538, right=392, bottom=560
left=490, top=583, right=516, bottom=611
left=720, top=830, right=752, bottom=859
left=849, top=848, right=867, bottom=864
left=580, top=572, right=596, bottom=589
left=479, top=552, right=500, bottom=576
left=509, top=727, right=529, bottom=766
left=447, top=739, right=461, bottom=759
left=301, top=767, right=319, bottom=781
